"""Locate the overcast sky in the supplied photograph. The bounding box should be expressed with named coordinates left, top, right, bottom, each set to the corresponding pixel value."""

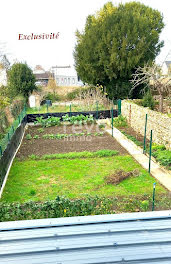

left=1, top=0, right=171, bottom=70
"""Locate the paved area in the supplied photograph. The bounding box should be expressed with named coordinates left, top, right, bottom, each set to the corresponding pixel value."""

left=97, top=119, right=171, bottom=192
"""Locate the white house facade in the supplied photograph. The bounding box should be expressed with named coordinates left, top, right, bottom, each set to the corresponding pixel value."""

left=51, top=66, right=83, bottom=86
left=162, top=61, right=171, bottom=76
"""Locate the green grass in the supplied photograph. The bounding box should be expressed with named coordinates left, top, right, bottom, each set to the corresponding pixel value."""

left=28, top=150, right=119, bottom=161
left=1, top=155, right=167, bottom=203
left=26, top=103, right=108, bottom=114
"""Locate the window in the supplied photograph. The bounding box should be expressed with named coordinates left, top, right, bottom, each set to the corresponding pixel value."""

left=72, top=78, right=75, bottom=84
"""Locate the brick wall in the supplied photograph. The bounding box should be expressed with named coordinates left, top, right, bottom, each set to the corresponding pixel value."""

left=122, top=100, right=171, bottom=150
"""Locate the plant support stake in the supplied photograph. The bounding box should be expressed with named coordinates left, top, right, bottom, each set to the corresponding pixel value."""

left=96, top=101, right=98, bottom=120
left=0, top=146, right=2, bottom=157
left=148, top=130, right=153, bottom=173
left=143, top=114, right=148, bottom=154
left=152, top=182, right=156, bottom=211
left=70, top=104, right=72, bottom=117
left=111, top=107, right=114, bottom=137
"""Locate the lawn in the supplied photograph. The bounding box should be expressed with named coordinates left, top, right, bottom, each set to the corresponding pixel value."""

left=1, top=154, right=168, bottom=203
left=26, top=102, right=110, bottom=114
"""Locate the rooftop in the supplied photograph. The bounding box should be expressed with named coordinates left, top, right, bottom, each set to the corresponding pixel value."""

left=0, top=210, right=171, bottom=263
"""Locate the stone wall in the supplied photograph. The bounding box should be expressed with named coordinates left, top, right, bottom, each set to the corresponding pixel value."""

left=121, top=100, right=171, bottom=150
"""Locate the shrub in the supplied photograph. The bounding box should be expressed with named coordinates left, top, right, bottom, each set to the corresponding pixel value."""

left=142, top=90, right=155, bottom=110
left=43, top=92, right=61, bottom=102
left=113, top=115, right=127, bottom=127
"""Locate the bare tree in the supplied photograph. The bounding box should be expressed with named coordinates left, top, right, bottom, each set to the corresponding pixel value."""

left=131, top=62, right=171, bottom=112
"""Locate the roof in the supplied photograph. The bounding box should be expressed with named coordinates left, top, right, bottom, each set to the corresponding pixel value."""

left=0, top=210, right=171, bottom=263
left=34, top=72, right=51, bottom=80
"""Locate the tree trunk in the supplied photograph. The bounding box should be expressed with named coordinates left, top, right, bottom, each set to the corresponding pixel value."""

left=159, top=93, right=163, bottom=113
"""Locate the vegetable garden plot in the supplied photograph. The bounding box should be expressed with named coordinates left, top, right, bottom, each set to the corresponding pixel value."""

left=16, top=124, right=128, bottom=158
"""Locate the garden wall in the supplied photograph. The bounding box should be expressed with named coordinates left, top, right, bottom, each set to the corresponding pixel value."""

left=122, top=100, right=171, bottom=150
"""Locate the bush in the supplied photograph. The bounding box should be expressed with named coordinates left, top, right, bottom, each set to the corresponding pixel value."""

left=142, top=90, right=155, bottom=110
left=43, top=92, right=61, bottom=102
left=113, top=115, right=127, bottom=127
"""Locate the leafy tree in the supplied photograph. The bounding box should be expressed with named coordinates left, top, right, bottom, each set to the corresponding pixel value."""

left=8, top=63, right=36, bottom=99
left=74, top=1, right=164, bottom=99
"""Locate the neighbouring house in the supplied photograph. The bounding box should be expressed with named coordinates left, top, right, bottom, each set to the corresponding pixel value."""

left=0, top=55, right=10, bottom=87
left=51, top=65, right=83, bottom=86
left=162, top=60, right=171, bottom=76
left=33, top=65, right=52, bottom=86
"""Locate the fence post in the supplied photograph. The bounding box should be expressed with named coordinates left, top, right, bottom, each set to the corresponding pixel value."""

left=12, top=125, right=14, bottom=133
left=152, top=182, right=156, bottom=211
left=111, top=107, right=114, bottom=137
left=117, top=99, right=121, bottom=115
left=8, top=133, right=10, bottom=142
left=0, top=146, right=2, bottom=156
left=18, top=115, right=20, bottom=124
left=148, top=130, right=153, bottom=173
left=143, top=114, right=148, bottom=154
left=96, top=101, right=99, bottom=120
left=70, top=104, right=72, bottom=117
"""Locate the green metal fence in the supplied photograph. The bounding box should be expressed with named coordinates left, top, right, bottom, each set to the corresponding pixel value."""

left=0, top=106, right=27, bottom=157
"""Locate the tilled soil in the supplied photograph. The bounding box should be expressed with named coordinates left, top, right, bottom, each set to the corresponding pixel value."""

left=16, top=124, right=129, bottom=158
left=119, top=126, right=149, bottom=144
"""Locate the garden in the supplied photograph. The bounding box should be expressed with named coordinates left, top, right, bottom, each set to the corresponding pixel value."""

left=0, top=114, right=171, bottom=221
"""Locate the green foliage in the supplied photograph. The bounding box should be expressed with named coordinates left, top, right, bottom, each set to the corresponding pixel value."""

left=8, top=63, right=36, bottom=98
left=151, top=145, right=171, bottom=169
left=37, top=128, right=44, bottom=133
left=62, top=114, right=94, bottom=125
left=43, top=92, right=61, bottom=102
left=98, top=124, right=105, bottom=129
left=25, top=134, right=32, bottom=140
left=29, top=189, right=36, bottom=196
left=140, top=200, right=149, bottom=211
left=35, top=116, right=61, bottom=127
left=28, top=149, right=119, bottom=160
left=142, top=90, right=155, bottom=110
left=10, top=97, right=26, bottom=118
left=33, top=135, right=39, bottom=139
left=0, top=193, right=171, bottom=221
left=113, top=115, right=127, bottom=127
left=74, top=2, right=164, bottom=99
left=121, top=130, right=170, bottom=170
left=121, top=131, right=143, bottom=147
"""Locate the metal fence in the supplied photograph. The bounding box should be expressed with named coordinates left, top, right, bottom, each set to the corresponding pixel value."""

left=0, top=106, right=27, bottom=157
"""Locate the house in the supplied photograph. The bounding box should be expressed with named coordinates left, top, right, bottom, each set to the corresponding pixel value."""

left=51, top=65, right=83, bottom=86
left=0, top=55, right=10, bottom=87
left=0, top=210, right=171, bottom=263
left=33, top=65, right=52, bottom=86
left=162, top=61, right=171, bottom=76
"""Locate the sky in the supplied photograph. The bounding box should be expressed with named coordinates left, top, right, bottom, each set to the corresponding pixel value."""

left=0, top=0, right=171, bottom=71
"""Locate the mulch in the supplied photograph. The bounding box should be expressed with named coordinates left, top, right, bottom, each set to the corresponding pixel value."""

left=16, top=124, right=129, bottom=158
